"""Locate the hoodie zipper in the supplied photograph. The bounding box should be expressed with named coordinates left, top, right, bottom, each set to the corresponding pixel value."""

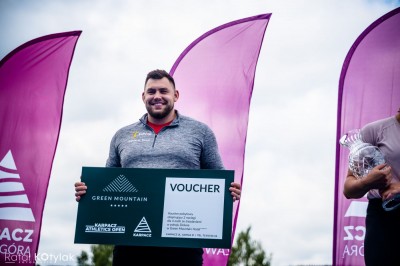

left=145, top=119, right=176, bottom=148
left=152, top=134, right=157, bottom=148
left=151, top=125, right=171, bottom=148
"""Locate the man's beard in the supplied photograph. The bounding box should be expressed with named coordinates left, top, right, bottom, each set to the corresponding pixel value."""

left=146, top=101, right=174, bottom=120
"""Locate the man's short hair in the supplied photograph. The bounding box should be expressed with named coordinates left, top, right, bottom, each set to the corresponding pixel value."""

left=145, top=69, right=176, bottom=89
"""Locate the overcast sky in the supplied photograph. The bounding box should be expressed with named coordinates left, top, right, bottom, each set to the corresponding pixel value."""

left=1, top=0, right=400, bottom=265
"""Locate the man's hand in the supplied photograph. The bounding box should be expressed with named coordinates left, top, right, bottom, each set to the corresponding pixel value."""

left=364, top=163, right=392, bottom=190
left=229, top=182, right=241, bottom=202
left=75, top=181, right=87, bottom=202
left=380, top=182, right=400, bottom=201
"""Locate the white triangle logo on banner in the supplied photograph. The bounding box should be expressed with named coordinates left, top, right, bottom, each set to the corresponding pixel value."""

left=0, top=150, right=17, bottom=170
left=344, top=200, right=368, bottom=218
left=0, top=150, right=35, bottom=222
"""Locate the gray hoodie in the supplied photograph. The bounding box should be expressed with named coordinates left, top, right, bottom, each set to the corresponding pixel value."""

left=106, top=111, right=224, bottom=170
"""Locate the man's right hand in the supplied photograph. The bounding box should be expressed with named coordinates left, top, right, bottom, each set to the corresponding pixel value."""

left=75, top=181, right=87, bottom=202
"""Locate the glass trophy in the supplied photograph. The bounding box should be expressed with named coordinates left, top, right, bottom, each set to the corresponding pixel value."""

left=340, top=129, right=400, bottom=211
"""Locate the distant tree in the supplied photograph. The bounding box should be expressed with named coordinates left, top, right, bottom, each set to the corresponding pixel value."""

left=228, top=226, right=272, bottom=266
left=91, top=244, right=113, bottom=266
left=76, top=245, right=113, bottom=266
left=76, top=250, right=91, bottom=266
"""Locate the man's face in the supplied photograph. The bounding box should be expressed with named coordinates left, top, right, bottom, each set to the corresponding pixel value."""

left=142, top=77, right=179, bottom=120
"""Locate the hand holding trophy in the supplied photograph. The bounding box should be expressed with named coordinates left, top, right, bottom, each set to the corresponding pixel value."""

left=340, top=129, right=400, bottom=211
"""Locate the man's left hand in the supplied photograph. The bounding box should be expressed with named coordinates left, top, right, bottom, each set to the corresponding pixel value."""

left=229, top=182, right=241, bottom=202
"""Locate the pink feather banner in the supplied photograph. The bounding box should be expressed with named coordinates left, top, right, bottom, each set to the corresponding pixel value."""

left=333, top=7, right=400, bottom=266
left=0, top=31, right=81, bottom=265
left=170, top=14, right=271, bottom=265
